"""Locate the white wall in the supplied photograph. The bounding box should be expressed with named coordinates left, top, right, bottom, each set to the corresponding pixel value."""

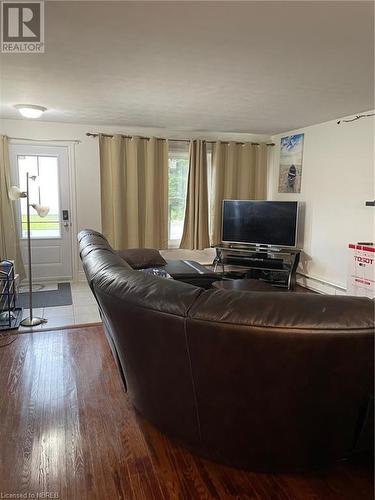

left=0, top=117, right=270, bottom=279
left=269, top=112, right=374, bottom=294
left=4, top=114, right=372, bottom=291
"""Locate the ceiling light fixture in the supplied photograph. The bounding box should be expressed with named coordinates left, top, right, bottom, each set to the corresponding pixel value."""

left=14, top=104, right=47, bottom=119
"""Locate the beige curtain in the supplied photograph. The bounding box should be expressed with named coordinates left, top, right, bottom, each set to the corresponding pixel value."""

left=0, top=136, right=25, bottom=278
left=180, top=140, right=210, bottom=250
left=99, top=135, right=168, bottom=249
left=210, top=142, right=268, bottom=245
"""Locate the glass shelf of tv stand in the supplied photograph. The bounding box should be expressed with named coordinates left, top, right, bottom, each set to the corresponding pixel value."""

left=216, top=264, right=292, bottom=275
left=214, top=244, right=300, bottom=256
left=213, top=245, right=301, bottom=289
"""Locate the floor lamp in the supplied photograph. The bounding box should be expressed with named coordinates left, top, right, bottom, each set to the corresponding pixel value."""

left=9, top=172, right=50, bottom=327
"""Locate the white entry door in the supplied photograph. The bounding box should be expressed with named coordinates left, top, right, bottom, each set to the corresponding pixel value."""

left=10, top=144, right=73, bottom=282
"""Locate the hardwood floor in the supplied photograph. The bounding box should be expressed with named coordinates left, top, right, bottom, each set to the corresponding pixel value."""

left=0, top=326, right=372, bottom=500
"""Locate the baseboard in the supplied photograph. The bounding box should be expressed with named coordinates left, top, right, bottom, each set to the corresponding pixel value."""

left=78, top=270, right=86, bottom=282
left=11, top=321, right=103, bottom=335
left=297, top=273, right=347, bottom=295
left=20, top=277, right=72, bottom=285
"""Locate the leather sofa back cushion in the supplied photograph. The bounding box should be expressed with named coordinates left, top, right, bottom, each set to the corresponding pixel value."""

left=93, top=265, right=203, bottom=317
left=82, top=248, right=132, bottom=287
left=116, top=248, right=167, bottom=269
left=77, top=229, right=109, bottom=245
left=189, top=289, right=374, bottom=330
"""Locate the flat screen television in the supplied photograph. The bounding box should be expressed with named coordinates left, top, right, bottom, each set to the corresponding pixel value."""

left=222, top=200, right=299, bottom=248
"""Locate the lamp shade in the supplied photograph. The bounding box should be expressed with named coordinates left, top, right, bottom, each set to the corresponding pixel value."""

left=31, top=204, right=50, bottom=217
left=9, top=185, right=26, bottom=200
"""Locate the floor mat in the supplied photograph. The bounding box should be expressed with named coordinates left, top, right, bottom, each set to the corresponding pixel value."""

left=17, top=283, right=73, bottom=308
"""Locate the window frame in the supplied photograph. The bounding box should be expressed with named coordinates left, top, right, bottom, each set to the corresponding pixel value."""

left=16, top=153, right=62, bottom=240
left=168, top=143, right=190, bottom=248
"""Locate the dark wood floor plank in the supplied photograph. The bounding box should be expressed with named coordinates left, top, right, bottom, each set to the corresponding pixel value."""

left=0, top=326, right=372, bottom=500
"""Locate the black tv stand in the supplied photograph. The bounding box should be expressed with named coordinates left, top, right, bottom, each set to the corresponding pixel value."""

left=213, top=244, right=300, bottom=290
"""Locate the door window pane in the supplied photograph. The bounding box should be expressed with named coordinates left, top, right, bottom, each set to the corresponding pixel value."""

left=17, top=155, right=61, bottom=238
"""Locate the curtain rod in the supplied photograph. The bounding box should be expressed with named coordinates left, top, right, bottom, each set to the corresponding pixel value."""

left=86, top=132, right=275, bottom=147
left=7, top=136, right=81, bottom=144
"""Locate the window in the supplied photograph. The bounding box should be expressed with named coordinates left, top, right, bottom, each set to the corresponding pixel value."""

left=17, top=155, right=60, bottom=238
left=167, top=143, right=212, bottom=248
left=168, top=147, right=189, bottom=247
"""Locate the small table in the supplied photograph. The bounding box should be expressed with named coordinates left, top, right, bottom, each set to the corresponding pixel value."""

left=212, top=279, right=310, bottom=293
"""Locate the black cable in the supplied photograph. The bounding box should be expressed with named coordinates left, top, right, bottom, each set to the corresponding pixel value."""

left=0, top=332, right=18, bottom=348
left=337, top=113, right=375, bottom=124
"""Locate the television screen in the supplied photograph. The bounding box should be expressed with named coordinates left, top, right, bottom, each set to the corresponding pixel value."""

left=222, top=200, right=298, bottom=247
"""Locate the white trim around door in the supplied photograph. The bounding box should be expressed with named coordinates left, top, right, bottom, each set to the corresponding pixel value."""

left=9, top=143, right=78, bottom=283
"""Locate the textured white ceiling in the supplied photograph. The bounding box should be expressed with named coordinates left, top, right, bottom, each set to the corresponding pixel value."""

left=0, top=1, right=373, bottom=134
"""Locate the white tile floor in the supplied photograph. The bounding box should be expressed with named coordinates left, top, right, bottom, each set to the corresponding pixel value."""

left=16, top=248, right=217, bottom=333
left=19, top=281, right=101, bottom=332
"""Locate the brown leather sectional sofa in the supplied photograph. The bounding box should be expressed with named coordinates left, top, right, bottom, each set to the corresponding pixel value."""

left=78, top=229, right=374, bottom=471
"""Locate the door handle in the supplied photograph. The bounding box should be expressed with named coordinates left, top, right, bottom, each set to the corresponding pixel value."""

left=62, top=209, right=70, bottom=229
